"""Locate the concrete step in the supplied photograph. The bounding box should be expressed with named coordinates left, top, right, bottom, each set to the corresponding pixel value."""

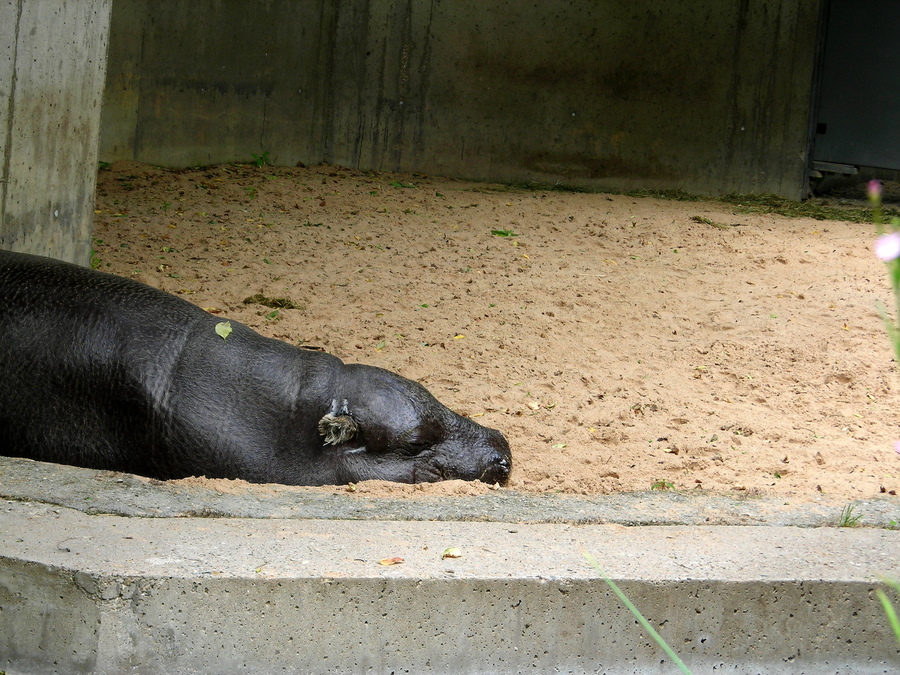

left=1, top=458, right=899, bottom=674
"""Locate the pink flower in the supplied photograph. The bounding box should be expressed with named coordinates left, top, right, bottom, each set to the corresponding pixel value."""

left=895, top=440, right=900, bottom=457
left=868, top=180, right=883, bottom=202
left=875, top=232, right=900, bottom=261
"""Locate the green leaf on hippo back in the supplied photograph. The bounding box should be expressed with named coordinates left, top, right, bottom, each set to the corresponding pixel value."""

left=215, top=321, right=233, bottom=341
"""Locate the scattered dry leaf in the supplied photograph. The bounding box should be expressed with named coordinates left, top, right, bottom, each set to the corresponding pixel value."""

left=442, top=547, right=462, bottom=560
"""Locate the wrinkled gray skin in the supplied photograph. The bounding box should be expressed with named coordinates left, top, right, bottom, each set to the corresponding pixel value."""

left=0, top=250, right=511, bottom=486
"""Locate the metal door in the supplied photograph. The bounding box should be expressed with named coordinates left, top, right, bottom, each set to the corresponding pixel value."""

left=813, top=0, right=900, bottom=172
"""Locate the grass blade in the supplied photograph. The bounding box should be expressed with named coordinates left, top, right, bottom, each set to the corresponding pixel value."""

left=876, top=578, right=900, bottom=647
left=876, top=590, right=900, bottom=645
left=584, top=552, right=693, bottom=675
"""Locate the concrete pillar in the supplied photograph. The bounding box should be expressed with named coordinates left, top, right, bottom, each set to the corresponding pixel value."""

left=0, top=0, right=113, bottom=265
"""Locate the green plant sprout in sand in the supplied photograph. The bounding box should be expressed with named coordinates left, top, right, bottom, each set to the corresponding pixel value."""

left=837, top=502, right=863, bottom=527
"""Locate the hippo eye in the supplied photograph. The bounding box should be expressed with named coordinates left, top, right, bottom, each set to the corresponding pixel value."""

left=402, top=436, right=432, bottom=456
left=397, top=424, right=438, bottom=456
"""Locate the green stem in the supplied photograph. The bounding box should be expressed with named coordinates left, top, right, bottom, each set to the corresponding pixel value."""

left=894, top=268, right=900, bottom=365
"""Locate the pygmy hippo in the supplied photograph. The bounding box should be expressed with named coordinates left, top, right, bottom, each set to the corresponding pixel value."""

left=0, top=249, right=511, bottom=486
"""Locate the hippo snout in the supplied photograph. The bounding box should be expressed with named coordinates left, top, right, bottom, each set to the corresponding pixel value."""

left=476, top=430, right=512, bottom=485
left=481, top=453, right=511, bottom=485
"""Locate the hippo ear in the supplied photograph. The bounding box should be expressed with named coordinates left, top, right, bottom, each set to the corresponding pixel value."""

left=318, top=414, right=358, bottom=445
left=318, top=399, right=359, bottom=445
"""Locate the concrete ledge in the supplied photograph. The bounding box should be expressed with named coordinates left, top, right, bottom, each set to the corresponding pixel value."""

left=1, top=457, right=900, bottom=673
left=3, top=456, right=900, bottom=527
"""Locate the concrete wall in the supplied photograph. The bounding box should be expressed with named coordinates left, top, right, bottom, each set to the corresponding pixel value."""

left=100, top=0, right=823, bottom=199
left=0, top=0, right=112, bottom=265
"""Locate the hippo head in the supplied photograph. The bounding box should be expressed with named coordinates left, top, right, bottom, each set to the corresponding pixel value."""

left=317, top=364, right=511, bottom=485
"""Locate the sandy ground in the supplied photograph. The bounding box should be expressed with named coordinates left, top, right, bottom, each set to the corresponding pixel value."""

left=92, top=162, right=900, bottom=502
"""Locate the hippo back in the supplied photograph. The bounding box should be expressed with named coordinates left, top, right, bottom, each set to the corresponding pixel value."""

left=0, top=250, right=333, bottom=480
